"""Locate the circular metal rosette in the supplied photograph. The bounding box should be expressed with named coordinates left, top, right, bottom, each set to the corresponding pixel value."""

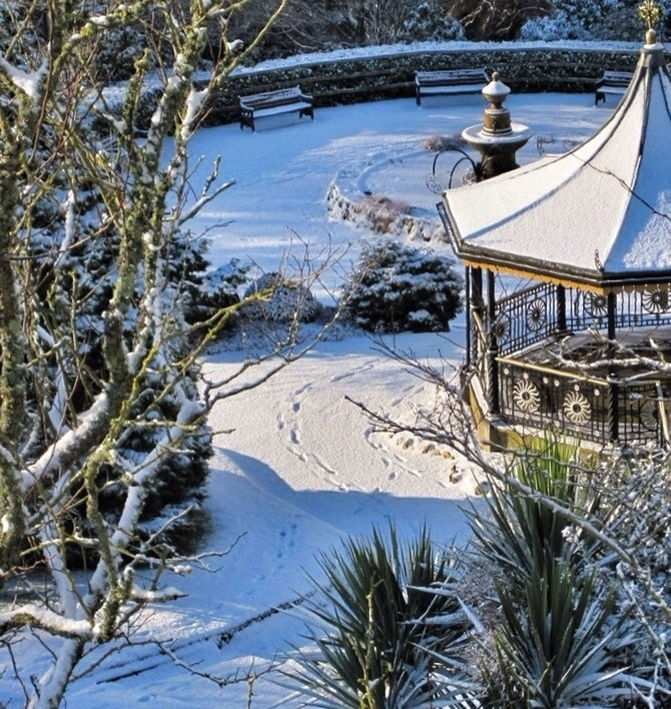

left=585, top=293, right=608, bottom=318
left=563, top=388, right=592, bottom=425
left=641, top=286, right=670, bottom=315
left=639, top=398, right=659, bottom=432
left=490, top=313, right=510, bottom=343
left=526, top=298, right=546, bottom=332
left=512, top=377, right=541, bottom=414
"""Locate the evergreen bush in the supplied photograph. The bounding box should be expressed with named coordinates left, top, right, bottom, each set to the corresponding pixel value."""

left=242, top=272, right=323, bottom=323
left=342, top=240, right=462, bottom=333
left=40, top=199, right=217, bottom=555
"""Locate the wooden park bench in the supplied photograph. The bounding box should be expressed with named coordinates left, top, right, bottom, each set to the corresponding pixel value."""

left=239, top=85, right=314, bottom=131
left=594, top=70, right=633, bottom=106
left=415, top=68, right=489, bottom=106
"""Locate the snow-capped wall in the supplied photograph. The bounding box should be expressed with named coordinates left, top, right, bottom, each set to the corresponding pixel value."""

left=203, top=41, right=648, bottom=125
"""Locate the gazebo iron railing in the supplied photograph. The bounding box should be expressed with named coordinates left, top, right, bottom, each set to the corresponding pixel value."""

left=498, top=357, right=670, bottom=446
left=490, top=280, right=671, bottom=356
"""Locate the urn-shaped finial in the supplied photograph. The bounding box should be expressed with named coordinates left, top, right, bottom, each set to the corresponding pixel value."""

left=482, top=71, right=513, bottom=135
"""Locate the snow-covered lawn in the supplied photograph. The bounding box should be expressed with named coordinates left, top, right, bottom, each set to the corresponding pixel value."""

left=4, top=93, right=611, bottom=706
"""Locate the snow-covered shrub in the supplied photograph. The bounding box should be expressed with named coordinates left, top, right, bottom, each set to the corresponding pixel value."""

left=589, top=450, right=671, bottom=695
left=519, top=9, right=592, bottom=40
left=355, top=194, right=411, bottom=234
left=342, top=240, right=462, bottom=333
left=420, top=133, right=467, bottom=153
left=241, top=272, right=323, bottom=323
left=447, top=0, right=553, bottom=40
left=41, top=205, right=216, bottom=554
left=399, top=2, right=465, bottom=42
left=519, top=0, right=625, bottom=40
left=285, top=525, right=475, bottom=706
left=187, top=257, right=249, bottom=325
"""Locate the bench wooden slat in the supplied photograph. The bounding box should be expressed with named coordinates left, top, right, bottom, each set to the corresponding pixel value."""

left=415, top=68, right=488, bottom=105
left=594, top=70, right=633, bottom=105
left=239, top=85, right=314, bottom=130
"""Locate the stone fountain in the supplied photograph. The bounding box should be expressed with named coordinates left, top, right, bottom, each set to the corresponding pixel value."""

left=462, top=72, right=532, bottom=179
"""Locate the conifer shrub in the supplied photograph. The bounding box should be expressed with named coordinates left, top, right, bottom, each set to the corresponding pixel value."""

left=28, top=182, right=218, bottom=558
left=185, top=256, right=248, bottom=326
left=242, top=272, right=323, bottom=323
left=342, top=240, right=462, bottom=333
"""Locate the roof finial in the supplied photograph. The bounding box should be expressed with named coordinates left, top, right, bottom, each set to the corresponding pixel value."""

left=639, top=0, right=661, bottom=33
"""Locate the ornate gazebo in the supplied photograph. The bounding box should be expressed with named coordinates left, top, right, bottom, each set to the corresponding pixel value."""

left=439, top=30, right=671, bottom=450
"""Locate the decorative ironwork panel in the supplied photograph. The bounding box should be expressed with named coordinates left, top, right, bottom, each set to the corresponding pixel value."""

left=619, top=381, right=670, bottom=446
left=566, top=286, right=671, bottom=332
left=499, top=360, right=610, bottom=443
left=493, top=282, right=558, bottom=354
left=499, top=361, right=671, bottom=446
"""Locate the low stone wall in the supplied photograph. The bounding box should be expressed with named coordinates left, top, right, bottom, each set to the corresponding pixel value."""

left=207, top=43, right=647, bottom=125
left=326, top=180, right=444, bottom=244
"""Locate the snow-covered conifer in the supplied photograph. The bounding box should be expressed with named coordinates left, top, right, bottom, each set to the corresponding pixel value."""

left=342, top=240, right=463, bottom=333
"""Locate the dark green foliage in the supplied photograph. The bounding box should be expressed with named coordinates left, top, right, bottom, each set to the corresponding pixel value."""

left=470, top=440, right=599, bottom=587
left=472, top=440, right=641, bottom=706
left=342, top=240, right=462, bottom=334
left=399, top=2, right=465, bottom=41
left=488, top=557, right=634, bottom=708
left=242, top=272, right=322, bottom=323
left=26, top=183, right=216, bottom=556
left=285, top=525, right=475, bottom=707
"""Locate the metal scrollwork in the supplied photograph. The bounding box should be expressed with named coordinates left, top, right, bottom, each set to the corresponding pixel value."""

left=526, top=298, right=547, bottom=332
left=490, top=313, right=510, bottom=343
left=585, top=293, right=608, bottom=318
left=513, top=377, right=541, bottom=414
left=641, top=286, right=670, bottom=314
left=639, top=399, right=659, bottom=432
left=563, top=387, right=592, bottom=425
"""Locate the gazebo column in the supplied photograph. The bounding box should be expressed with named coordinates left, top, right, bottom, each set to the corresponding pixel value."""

left=487, top=269, right=500, bottom=414
left=470, top=267, right=484, bottom=364
left=556, top=284, right=567, bottom=332
left=465, top=266, right=471, bottom=367
left=607, top=291, right=619, bottom=442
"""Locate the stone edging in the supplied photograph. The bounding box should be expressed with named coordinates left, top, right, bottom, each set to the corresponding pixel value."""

left=325, top=145, right=445, bottom=243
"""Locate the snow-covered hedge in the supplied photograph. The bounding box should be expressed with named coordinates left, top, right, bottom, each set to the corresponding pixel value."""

left=342, top=241, right=462, bottom=333
left=204, top=42, right=644, bottom=125
left=108, top=42, right=646, bottom=130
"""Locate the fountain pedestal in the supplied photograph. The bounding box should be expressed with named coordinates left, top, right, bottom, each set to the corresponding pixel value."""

left=462, top=72, right=532, bottom=179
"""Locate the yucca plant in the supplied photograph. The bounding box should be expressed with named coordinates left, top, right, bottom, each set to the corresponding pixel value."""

left=485, top=555, right=639, bottom=707
left=472, top=438, right=646, bottom=707
left=469, top=438, right=600, bottom=590
left=282, top=525, right=477, bottom=707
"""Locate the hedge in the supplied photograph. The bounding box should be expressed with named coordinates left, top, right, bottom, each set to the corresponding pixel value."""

left=203, top=42, right=648, bottom=125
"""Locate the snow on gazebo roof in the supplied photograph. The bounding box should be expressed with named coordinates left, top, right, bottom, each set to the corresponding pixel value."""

left=441, top=32, right=671, bottom=293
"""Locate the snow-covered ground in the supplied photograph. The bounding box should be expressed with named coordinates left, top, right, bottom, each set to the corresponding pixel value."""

left=3, top=92, right=612, bottom=707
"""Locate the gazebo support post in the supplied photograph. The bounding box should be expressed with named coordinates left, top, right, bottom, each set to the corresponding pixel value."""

left=487, top=269, right=500, bottom=414
left=471, top=267, right=483, bottom=363
left=607, top=291, right=619, bottom=442
left=556, top=284, right=567, bottom=332
left=465, top=266, right=471, bottom=367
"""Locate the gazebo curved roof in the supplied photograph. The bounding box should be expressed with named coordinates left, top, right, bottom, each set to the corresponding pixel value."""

left=442, top=38, right=671, bottom=293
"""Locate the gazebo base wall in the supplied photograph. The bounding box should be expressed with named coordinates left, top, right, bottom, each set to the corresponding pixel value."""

left=465, top=373, right=528, bottom=453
